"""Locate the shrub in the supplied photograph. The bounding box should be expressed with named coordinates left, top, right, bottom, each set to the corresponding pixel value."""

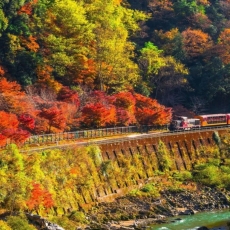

left=128, top=189, right=141, bottom=197
left=193, top=164, right=221, bottom=186
left=0, top=220, right=12, bottom=230
left=69, top=211, right=87, bottom=223
left=51, top=216, right=78, bottom=230
left=140, top=183, right=160, bottom=197
left=6, top=216, right=36, bottom=230
left=172, top=170, right=193, bottom=182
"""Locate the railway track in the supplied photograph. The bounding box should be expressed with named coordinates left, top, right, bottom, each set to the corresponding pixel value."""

left=20, top=125, right=230, bottom=152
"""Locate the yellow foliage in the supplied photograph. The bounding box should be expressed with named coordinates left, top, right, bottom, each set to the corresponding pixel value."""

left=0, top=220, right=12, bottom=230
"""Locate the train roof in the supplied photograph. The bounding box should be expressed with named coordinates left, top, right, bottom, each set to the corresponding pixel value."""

left=197, top=114, right=228, bottom=118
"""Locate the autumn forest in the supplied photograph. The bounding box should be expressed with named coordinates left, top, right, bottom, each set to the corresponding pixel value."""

left=1, top=0, right=230, bottom=229
left=0, top=0, right=230, bottom=144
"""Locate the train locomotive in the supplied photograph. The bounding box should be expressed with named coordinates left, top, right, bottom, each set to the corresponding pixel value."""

left=169, top=114, right=230, bottom=131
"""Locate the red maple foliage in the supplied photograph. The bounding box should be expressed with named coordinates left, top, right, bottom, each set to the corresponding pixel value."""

left=34, top=117, right=50, bottom=134
left=0, top=133, right=7, bottom=147
left=112, top=91, right=136, bottom=110
left=0, top=111, right=31, bottom=145
left=42, top=190, right=54, bottom=209
left=39, top=106, right=67, bottom=133
left=81, top=103, right=116, bottom=128
left=18, top=113, right=35, bottom=131
left=116, top=108, right=136, bottom=126
left=134, top=93, right=172, bottom=125
left=2, top=128, right=30, bottom=145
left=57, top=87, right=80, bottom=107
left=26, top=182, right=54, bottom=211
left=88, top=90, right=109, bottom=104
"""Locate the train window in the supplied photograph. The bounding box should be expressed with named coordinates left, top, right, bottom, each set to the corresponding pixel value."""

left=195, top=120, right=200, bottom=125
left=207, top=116, right=226, bottom=124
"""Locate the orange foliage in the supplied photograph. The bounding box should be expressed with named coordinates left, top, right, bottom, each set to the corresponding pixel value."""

left=110, top=91, right=137, bottom=126
left=21, top=35, right=39, bottom=52
left=0, top=78, right=35, bottom=114
left=73, top=58, right=96, bottom=88
left=0, top=78, right=24, bottom=96
left=36, top=65, right=62, bottom=93
left=88, top=90, right=109, bottom=104
left=36, top=65, right=53, bottom=83
left=0, top=111, right=19, bottom=131
left=155, top=28, right=180, bottom=54
left=162, top=28, right=179, bottom=40
left=0, top=111, right=31, bottom=145
left=0, top=65, right=6, bottom=77
left=114, top=0, right=122, bottom=5
left=18, top=0, right=38, bottom=15
left=197, top=0, right=210, bottom=5
left=70, top=167, right=80, bottom=175
left=182, top=28, right=213, bottom=58
left=56, top=102, right=78, bottom=131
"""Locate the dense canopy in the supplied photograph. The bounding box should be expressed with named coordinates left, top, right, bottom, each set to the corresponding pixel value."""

left=0, top=0, right=230, bottom=144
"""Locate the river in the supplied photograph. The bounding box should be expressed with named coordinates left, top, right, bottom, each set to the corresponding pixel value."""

left=149, top=209, right=230, bottom=230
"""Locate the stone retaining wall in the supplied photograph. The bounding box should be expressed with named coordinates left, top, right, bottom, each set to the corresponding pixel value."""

left=92, top=129, right=228, bottom=202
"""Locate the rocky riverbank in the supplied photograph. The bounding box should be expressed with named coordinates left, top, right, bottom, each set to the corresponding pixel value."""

left=82, top=186, right=230, bottom=230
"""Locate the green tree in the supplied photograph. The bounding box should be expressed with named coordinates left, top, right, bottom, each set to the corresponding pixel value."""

left=0, top=9, right=8, bottom=36
left=86, top=0, right=147, bottom=92
left=137, top=42, right=188, bottom=101
left=173, top=0, right=205, bottom=18
left=36, top=0, right=94, bottom=85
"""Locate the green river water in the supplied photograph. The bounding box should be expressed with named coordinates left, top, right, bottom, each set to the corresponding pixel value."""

left=149, top=209, right=230, bottom=230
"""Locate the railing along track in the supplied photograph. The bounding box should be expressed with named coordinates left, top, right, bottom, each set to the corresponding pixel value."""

left=17, top=125, right=230, bottom=152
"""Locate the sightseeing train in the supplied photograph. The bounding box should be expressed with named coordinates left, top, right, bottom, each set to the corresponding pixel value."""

left=169, top=114, right=230, bottom=131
